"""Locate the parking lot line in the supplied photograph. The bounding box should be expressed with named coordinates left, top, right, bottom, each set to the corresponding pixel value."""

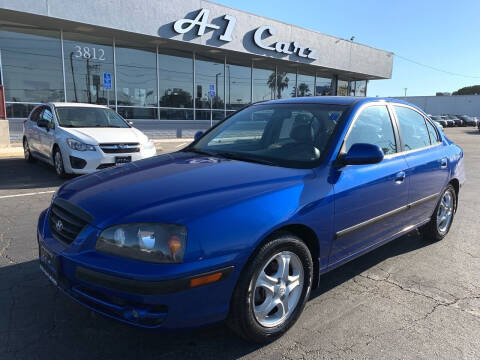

left=0, top=190, right=55, bottom=200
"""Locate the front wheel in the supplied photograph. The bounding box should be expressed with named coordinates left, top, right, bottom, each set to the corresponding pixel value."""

left=53, top=148, right=68, bottom=178
left=420, top=184, right=456, bottom=242
left=228, top=233, right=313, bottom=343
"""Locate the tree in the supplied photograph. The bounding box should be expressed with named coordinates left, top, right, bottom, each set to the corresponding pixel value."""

left=267, top=71, right=289, bottom=99
left=452, top=85, right=480, bottom=95
left=297, top=82, right=312, bottom=97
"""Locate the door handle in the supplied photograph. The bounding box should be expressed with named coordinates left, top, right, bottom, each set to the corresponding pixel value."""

left=395, top=171, right=406, bottom=184
left=440, top=158, right=448, bottom=168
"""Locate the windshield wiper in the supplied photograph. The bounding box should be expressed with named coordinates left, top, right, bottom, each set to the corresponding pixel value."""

left=183, top=148, right=218, bottom=157
left=212, top=151, right=275, bottom=166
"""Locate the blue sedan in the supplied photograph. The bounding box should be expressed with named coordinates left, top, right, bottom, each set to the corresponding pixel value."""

left=37, top=97, right=465, bottom=342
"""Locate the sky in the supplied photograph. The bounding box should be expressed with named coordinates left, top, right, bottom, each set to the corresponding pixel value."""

left=213, top=0, right=480, bottom=97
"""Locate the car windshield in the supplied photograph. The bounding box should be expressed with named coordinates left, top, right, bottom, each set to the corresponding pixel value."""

left=55, top=107, right=130, bottom=128
left=189, top=103, right=347, bottom=168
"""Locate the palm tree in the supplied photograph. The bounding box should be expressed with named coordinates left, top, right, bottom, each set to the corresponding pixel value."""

left=297, top=83, right=311, bottom=97
left=267, top=71, right=289, bottom=99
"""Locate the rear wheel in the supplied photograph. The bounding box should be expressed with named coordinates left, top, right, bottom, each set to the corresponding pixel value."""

left=420, top=184, right=456, bottom=242
left=228, top=233, right=313, bottom=343
left=23, top=138, right=35, bottom=163
left=53, top=148, right=67, bottom=178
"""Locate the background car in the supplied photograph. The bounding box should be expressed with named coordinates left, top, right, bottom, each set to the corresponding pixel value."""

left=457, top=115, right=478, bottom=127
left=430, top=115, right=448, bottom=128
left=446, top=114, right=464, bottom=127
left=440, top=115, right=454, bottom=127
left=23, top=103, right=157, bottom=177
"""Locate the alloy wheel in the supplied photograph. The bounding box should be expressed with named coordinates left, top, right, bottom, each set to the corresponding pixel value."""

left=252, top=251, right=304, bottom=328
left=437, top=190, right=454, bottom=234
left=23, top=139, right=30, bottom=160
left=55, top=151, right=64, bottom=175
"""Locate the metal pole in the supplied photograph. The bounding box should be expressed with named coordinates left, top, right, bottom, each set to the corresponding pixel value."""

left=250, top=60, right=253, bottom=103
left=113, top=38, right=118, bottom=111
left=224, top=56, right=227, bottom=119
left=156, top=45, right=160, bottom=120
left=193, top=51, right=196, bottom=121
left=210, top=97, right=212, bottom=127
left=60, top=30, right=67, bottom=102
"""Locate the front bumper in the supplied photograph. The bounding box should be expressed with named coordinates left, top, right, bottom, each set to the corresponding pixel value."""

left=62, top=144, right=157, bottom=175
left=37, top=209, right=240, bottom=329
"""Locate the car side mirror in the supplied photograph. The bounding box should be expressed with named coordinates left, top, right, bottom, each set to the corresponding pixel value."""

left=194, top=131, right=204, bottom=141
left=127, top=121, right=133, bottom=126
left=342, top=143, right=384, bottom=165
left=37, top=119, right=48, bottom=128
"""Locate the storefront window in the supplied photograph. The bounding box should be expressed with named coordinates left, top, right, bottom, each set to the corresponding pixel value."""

left=226, top=62, right=251, bottom=110
left=276, top=67, right=296, bottom=99
left=348, top=81, right=356, bottom=96
left=158, top=49, right=193, bottom=118
left=0, top=26, right=63, bottom=105
left=195, top=54, right=224, bottom=110
left=315, top=76, right=333, bottom=96
left=252, top=63, right=275, bottom=102
left=337, top=80, right=349, bottom=96
left=297, top=72, right=315, bottom=97
left=355, top=80, right=367, bottom=96
left=63, top=33, right=114, bottom=105
left=115, top=43, right=157, bottom=107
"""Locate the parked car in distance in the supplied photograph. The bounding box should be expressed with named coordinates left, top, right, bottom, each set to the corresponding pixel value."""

left=23, top=103, right=157, bottom=177
left=446, top=114, right=464, bottom=127
left=457, top=115, right=478, bottom=127
left=441, top=115, right=455, bottom=127
left=37, top=97, right=465, bottom=343
left=430, top=115, right=448, bottom=128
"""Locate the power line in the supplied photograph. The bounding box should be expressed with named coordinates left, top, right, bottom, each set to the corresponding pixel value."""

left=395, top=54, right=480, bottom=79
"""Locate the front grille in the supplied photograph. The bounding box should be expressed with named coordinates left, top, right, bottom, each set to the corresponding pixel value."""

left=99, top=143, right=140, bottom=153
left=49, top=199, right=93, bottom=245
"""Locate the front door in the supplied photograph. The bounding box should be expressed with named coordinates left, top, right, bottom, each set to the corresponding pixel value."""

left=329, top=104, right=410, bottom=266
left=37, top=107, right=56, bottom=159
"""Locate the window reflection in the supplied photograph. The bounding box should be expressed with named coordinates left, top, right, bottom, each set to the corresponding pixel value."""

left=252, top=64, right=275, bottom=102
left=337, top=80, right=349, bottom=96
left=226, top=62, right=251, bottom=110
left=63, top=33, right=114, bottom=105
left=195, top=54, right=224, bottom=110
left=275, top=68, right=296, bottom=99
left=0, top=27, right=63, bottom=102
left=297, top=72, right=315, bottom=97
left=158, top=49, right=193, bottom=110
left=355, top=80, right=367, bottom=96
left=115, top=43, right=157, bottom=107
left=315, top=76, right=333, bottom=96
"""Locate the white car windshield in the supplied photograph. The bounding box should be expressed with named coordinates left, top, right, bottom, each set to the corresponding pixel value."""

left=55, top=107, right=130, bottom=128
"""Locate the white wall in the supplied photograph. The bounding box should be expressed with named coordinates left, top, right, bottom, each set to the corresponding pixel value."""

left=395, top=95, right=480, bottom=116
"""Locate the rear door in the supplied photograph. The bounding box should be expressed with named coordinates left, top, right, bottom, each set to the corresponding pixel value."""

left=27, top=106, right=44, bottom=155
left=392, top=105, right=449, bottom=224
left=330, top=104, right=410, bottom=265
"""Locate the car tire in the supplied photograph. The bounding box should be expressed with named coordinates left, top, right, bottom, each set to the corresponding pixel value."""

left=23, top=138, right=36, bottom=163
left=227, top=233, right=313, bottom=343
left=419, top=184, right=456, bottom=242
left=53, top=148, right=68, bottom=179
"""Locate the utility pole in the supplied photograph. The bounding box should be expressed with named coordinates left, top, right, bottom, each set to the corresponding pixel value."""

left=404, top=88, right=407, bottom=97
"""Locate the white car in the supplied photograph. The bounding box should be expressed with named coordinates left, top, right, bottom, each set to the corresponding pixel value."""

left=23, top=103, right=157, bottom=177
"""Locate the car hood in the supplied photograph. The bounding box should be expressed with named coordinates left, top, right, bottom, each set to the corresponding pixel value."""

left=61, top=127, right=148, bottom=145
left=56, top=151, right=313, bottom=228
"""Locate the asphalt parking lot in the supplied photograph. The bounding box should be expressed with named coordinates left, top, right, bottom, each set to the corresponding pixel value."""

left=0, top=127, right=479, bottom=360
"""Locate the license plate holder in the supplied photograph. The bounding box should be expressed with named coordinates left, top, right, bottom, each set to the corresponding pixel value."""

left=39, top=243, right=59, bottom=286
left=115, top=156, right=131, bottom=165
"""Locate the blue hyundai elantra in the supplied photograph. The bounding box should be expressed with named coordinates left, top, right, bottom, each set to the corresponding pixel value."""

left=37, top=97, right=465, bottom=342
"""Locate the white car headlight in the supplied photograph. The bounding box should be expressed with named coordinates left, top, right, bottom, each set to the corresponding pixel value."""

left=66, top=138, right=96, bottom=151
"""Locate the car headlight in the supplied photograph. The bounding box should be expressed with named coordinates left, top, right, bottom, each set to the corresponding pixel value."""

left=96, top=223, right=187, bottom=263
left=66, top=138, right=96, bottom=151
left=143, top=140, right=155, bottom=150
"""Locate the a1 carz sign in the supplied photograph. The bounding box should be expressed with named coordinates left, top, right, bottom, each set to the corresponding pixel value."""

left=173, top=8, right=318, bottom=60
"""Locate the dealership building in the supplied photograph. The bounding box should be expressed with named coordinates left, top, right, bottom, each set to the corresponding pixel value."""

left=0, top=0, right=393, bottom=142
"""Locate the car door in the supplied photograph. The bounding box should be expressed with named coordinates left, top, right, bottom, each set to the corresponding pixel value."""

left=38, top=107, right=56, bottom=159
left=392, top=105, right=449, bottom=224
left=329, top=104, right=410, bottom=265
left=27, top=106, right=45, bottom=155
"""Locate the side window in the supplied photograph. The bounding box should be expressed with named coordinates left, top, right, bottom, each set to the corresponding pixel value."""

left=345, top=105, right=397, bottom=155
left=425, top=119, right=440, bottom=144
left=41, top=108, right=53, bottom=123
left=394, top=106, right=431, bottom=151
left=30, top=107, right=43, bottom=123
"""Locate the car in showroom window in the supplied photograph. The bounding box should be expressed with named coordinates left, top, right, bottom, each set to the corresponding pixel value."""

left=37, top=97, right=465, bottom=343
left=23, top=103, right=157, bottom=177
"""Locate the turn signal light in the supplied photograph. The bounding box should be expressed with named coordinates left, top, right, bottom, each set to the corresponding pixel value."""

left=190, top=272, right=223, bottom=288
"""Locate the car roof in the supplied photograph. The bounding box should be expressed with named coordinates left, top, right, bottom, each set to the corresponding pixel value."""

left=49, top=102, right=110, bottom=109
left=257, top=96, right=417, bottom=107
